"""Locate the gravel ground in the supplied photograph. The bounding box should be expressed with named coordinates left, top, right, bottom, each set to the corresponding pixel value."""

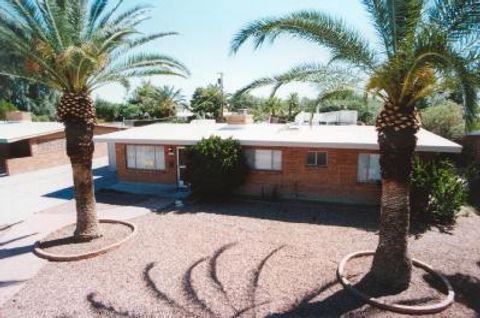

left=1, top=200, right=479, bottom=318
left=38, top=223, right=132, bottom=255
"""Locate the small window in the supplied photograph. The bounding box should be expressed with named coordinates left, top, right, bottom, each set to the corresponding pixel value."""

left=126, top=145, right=165, bottom=170
left=306, top=151, right=327, bottom=167
left=358, top=153, right=381, bottom=182
left=245, top=149, right=282, bottom=171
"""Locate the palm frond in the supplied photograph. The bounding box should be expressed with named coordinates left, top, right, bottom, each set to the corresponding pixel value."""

left=362, top=0, right=424, bottom=56
left=231, top=10, right=378, bottom=70
left=430, top=0, right=480, bottom=39
left=235, top=63, right=357, bottom=97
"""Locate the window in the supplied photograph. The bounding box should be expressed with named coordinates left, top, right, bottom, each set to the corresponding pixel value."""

left=126, top=145, right=165, bottom=170
left=245, top=149, right=282, bottom=171
left=306, top=151, right=328, bottom=167
left=357, top=153, right=381, bottom=182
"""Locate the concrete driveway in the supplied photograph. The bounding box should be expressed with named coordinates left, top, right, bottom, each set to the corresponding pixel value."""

left=0, top=157, right=116, bottom=226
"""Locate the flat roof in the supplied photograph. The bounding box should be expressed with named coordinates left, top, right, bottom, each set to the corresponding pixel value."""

left=94, top=123, right=462, bottom=153
left=0, top=122, right=64, bottom=144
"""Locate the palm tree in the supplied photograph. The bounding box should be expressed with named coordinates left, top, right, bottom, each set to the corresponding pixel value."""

left=231, top=0, right=479, bottom=291
left=0, top=0, right=189, bottom=241
left=156, top=85, right=187, bottom=117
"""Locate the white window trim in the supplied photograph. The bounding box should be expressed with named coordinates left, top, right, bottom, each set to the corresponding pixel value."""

left=126, top=145, right=166, bottom=171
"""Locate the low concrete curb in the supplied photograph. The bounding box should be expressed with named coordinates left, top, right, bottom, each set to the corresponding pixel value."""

left=337, top=251, right=455, bottom=315
left=33, top=219, right=137, bottom=262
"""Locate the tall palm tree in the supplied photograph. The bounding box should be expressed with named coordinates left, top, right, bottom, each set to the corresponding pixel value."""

left=231, top=0, right=479, bottom=291
left=0, top=0, right=189, bottom=241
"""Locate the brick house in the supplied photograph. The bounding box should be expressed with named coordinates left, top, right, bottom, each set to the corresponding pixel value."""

left=0, top=120, right=124, bottom=176
left=94, top=121, right=461, bottom=204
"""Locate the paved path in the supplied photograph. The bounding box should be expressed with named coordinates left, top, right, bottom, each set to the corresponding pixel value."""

left=0, top=157, right=115, bottom=226
left=0, top=195, right=173, bottom=307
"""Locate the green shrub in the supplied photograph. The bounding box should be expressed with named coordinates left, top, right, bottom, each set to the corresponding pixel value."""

left=0, top=99, right=17, bottom=120
left=184, top=136, right=248, bottom=199
left=411, top=157, right=468, bottom=225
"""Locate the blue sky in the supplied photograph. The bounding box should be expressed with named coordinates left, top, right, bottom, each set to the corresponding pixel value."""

left=95, top=0, right=378, bottom=103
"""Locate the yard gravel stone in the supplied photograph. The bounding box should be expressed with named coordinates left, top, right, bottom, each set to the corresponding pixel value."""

left=1, top=201, right=479, bottom=317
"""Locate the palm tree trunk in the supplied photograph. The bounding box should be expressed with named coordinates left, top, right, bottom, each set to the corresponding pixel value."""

left=59, top=92, right=101, bottom=241
left=370, top=106, right=419, bottom=292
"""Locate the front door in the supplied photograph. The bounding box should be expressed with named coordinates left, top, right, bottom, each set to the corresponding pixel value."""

left=177, top=147, right=187, bottom=188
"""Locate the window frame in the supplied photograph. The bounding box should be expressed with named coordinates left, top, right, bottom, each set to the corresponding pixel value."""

left=126, top=145, right=166, bottom=171
left=305, top=151, right=328, bottom=168
left=245, top=149, right=282, bottom=171
left=357, top=153, right=381, bottom=183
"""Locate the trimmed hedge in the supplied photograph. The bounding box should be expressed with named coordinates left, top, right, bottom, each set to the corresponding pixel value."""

left=184, top=136, right=248, bottom=199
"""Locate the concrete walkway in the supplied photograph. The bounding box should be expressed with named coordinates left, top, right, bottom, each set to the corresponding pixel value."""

left=0, top=196, right=173, bottom=307
left=0, top=157, right=116, bottom=226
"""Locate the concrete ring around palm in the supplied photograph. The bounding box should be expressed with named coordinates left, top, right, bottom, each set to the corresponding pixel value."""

left=33, top=219, right=137, bottom=262
left=337, top=251, right=455, bottom=315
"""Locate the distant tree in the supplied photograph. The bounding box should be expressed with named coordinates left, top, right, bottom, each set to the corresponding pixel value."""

left=286, top=93, right=301, bottom=120
left=264, top=96, right=285, bottom=119
left=118, top=104, right=143, bottom=120
left=95, top=98, right=122, bottom=122
left=128, top=82, right=184, bottom=119
left=228, top=92, right=264, bottom=112
left=0, top=100, right=17, bottom=120
left=0, top=53, right=59, bottom=118
left=190, top=85, right=223, bottom=119
left=421, top=101, right=465, bottom=140
left=156, top=85, right=187, bottom=116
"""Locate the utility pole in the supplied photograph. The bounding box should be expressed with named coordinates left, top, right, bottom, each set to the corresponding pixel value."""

left=217, top=72, right=224, bottom=122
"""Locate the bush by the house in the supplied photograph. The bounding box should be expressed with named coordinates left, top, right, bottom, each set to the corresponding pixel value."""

left=411, top=157, right=468, bottom=225
left=184, top=136, right=248, bottom=199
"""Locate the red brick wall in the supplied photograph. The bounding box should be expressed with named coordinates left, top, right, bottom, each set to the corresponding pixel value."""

left=115, top=144, right=177, bottom=184
left=237, top=146, right=381, bottom=204
left=4, top=125, right=121, bottom=175
left=115, top=143, right=382, bottom=204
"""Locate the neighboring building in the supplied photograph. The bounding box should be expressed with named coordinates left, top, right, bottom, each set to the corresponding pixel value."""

left=94, top=120, right=461, bottom=204
left=0, top=120, right=124, bottom=176
left=462, top=131, right=480, bottom=165
left=295, top=110, right=359, bottom=125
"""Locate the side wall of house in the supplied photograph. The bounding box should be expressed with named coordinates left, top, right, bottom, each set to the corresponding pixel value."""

left=238, top=146, right=381, bottom=204
left=5, top=126, right=121, bottom=175
left=115, top=143, right=382, bottom=204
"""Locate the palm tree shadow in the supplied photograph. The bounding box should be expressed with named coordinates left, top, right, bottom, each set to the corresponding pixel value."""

left=87, top=243, right=380, bottom=317
left=424, top=272, right=480, bottom=314
left=267, top=275, right=392, bottom=317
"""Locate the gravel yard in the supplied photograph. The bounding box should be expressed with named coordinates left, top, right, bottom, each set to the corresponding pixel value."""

left=1, top=200, right=479, bottom=317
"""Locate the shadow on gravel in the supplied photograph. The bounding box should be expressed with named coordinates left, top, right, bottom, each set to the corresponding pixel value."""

left=0, top=244, right=33, bottom=260
left=176, top=200, right=379, bottom=232
left=0, top=280, right=27, bottom=288
left=425, top=272, right=480, bottom=314
left=0, top=233, right=38, bottom=246
left=86, top=243, right=400, bottom=317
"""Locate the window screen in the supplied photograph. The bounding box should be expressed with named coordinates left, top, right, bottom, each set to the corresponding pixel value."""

left=358, top=153, right=381, bottom=182
left=126, top=145, right=165, bottom=170
left=245, top=149, right=282, bottom=171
